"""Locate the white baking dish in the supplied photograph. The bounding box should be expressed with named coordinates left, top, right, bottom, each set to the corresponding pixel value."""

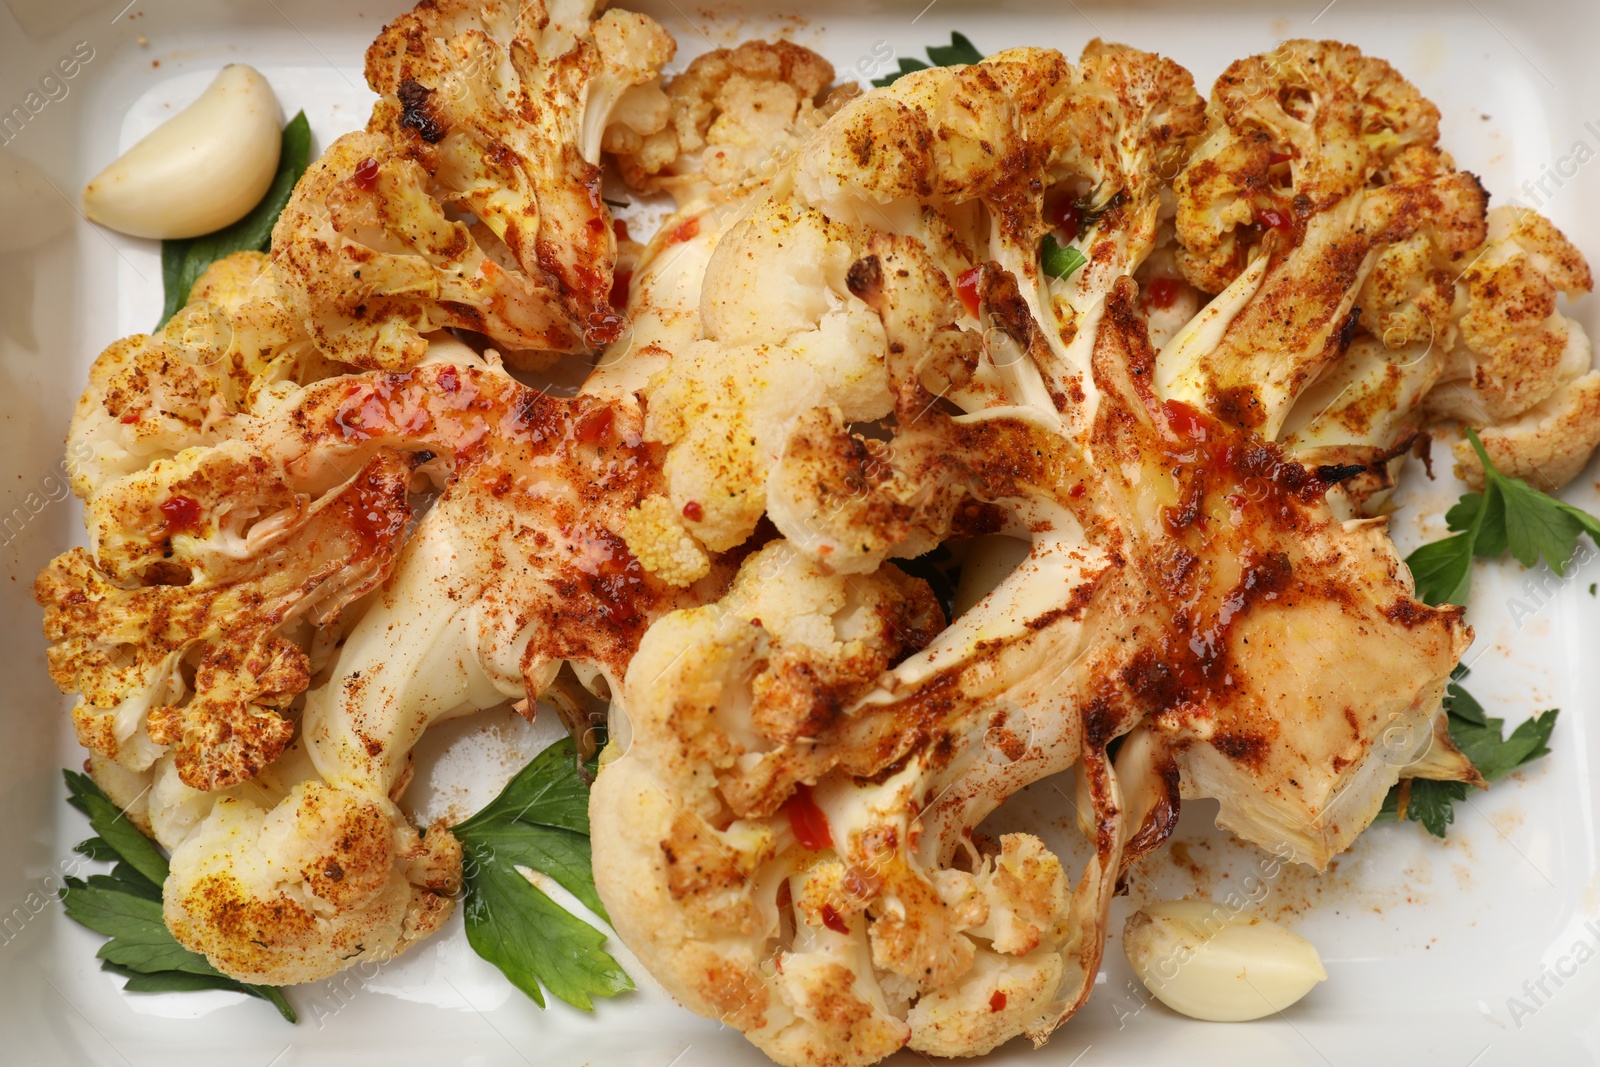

left=3, top=0, right=1599, bottom=1063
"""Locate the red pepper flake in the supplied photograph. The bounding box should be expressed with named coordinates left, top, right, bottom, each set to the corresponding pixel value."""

left=668, top=216, right=700, bottom=244
left=1045, top=195, right=1082, bottom=241
left=820, top=904, right=850, bottom=935
left=1267, top=150, right=1294, bottom=165
left=750, top=617, right=762, bottom=627
left=159, top=495, right=202, bottom=533
left=955, top=265, right=982, bottom=318
left=613, top=218, right=630, bottom=242
left=784, top=783, right=833, bottom=851
left=1148, top=276, right=1180, bottom=309
left=575, top=406, right=614, bottom=445
left=120, top=412, right=141, bottom=424
left=681, top=500, right=704, bottom=522
left=989, top=990, right=1007, bottom=1012
left=1069, top=482, right=1086, bottom=499
left=1257, top=205, right=1291, bottom=232
left=437, top=365, right=460, bottom=394
left=609, top=269, right=633, bottom=310
left=1162, top=399, right=1209, bottom=442
left=352, top=157, right=380, bottom=190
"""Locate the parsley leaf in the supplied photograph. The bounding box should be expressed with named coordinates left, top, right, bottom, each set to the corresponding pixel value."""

left=1399, top=779, right=1470, bottom=838
left=452, top=738, right=633, bottom=1011
left=60, top=771, right=296, bottom=1022
left=1374, top=675, right=1558, bottom=838
left=1405, top=427, right=1600, bottom=606
left=1040, top=234, right=1088, bottom=282
left=157, top=111, right=313, bottom=329
left=1405, top=532, right=1475, bottom=608
left=872, top=32, right=984, bottom=87
left=64, top=770, right=168, bottom=886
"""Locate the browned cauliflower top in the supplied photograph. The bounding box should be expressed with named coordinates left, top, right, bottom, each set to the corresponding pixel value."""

left=1174, top=39, right=1455, bottom=295
left=612, top=40, right=845, bottom=201
left=273, top=0, right=674, bottom=368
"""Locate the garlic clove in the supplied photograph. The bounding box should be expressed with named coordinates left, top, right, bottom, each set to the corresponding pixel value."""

left=1122, top=899, right=1327, bottom=1022
left=83, top=64, right=282, bottom=240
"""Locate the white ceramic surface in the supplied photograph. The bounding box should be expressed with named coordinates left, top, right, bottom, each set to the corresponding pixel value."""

left=3, top=0, right=1599, bottom=1063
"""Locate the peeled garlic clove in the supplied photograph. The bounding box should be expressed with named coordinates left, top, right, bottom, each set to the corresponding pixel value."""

left=83, top=64, right=281, bottom=240
left=1123, top=900, right=1327, bottom=1022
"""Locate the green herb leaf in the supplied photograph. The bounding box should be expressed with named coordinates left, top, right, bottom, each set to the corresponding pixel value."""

left=1404, top=779, right=1470, bottom=838
left=452, top=738, right=633, bottom=1011
left=1376, top=676, right=1558, bottom=838
left=73, top=837, right=120, bottom=863
left=872, top=32, right=984, bottom=87
left=924, top=31, right=983, bottom=67
left=1404, top=427, right=1600, bottom=606
left=99, top=962, right=298, bottom=1021
left=156, top=111, right=312, bottom=329
left=61, top=771, right=295, bottom=1022
left=64, top=770, right=168, bottom=886
left=1452, top=702, right=1558, bottom=782
left=1442, top=679, right=1486, bottom=726
left=1402, top=532, right=1474, bottom=607
left=1040, top=234, right=1087, bottom=282
left=87, top=861, right=164, bottom=903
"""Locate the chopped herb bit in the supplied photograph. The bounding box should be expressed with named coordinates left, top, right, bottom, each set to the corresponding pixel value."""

left=1040, top=233, right=1088, bottom=282
left=1405, top=428, right=1600, bottom=606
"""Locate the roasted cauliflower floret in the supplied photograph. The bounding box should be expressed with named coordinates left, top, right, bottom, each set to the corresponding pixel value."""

left=1449, top=361, right=1600, bottom=492
left=1173, top=38, right=1454, bottom=295
left=614, top=40, right=844, bottom=202
left=621, top=43, right=1204, bottom=583
left=596, top=543, right=1090, bottom=1067
left=272, top=129, right=604, bottom=370
left=1427, top=206, right=1595, bottom=422
left=1407, top=204, right=1600, bottom=490
left=1036, top=39, right=1207, bottom=357
left=37, top=452, right=414, bottom=788
left=619, top=197, right=890, bottom=575
left=274, top=0, right=675, bottom=368
left=164, top=781, right=460, bottom=985
left=1164, top=40, right=1487, bottom=438
left=67, top=251, right=336, bottom=498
